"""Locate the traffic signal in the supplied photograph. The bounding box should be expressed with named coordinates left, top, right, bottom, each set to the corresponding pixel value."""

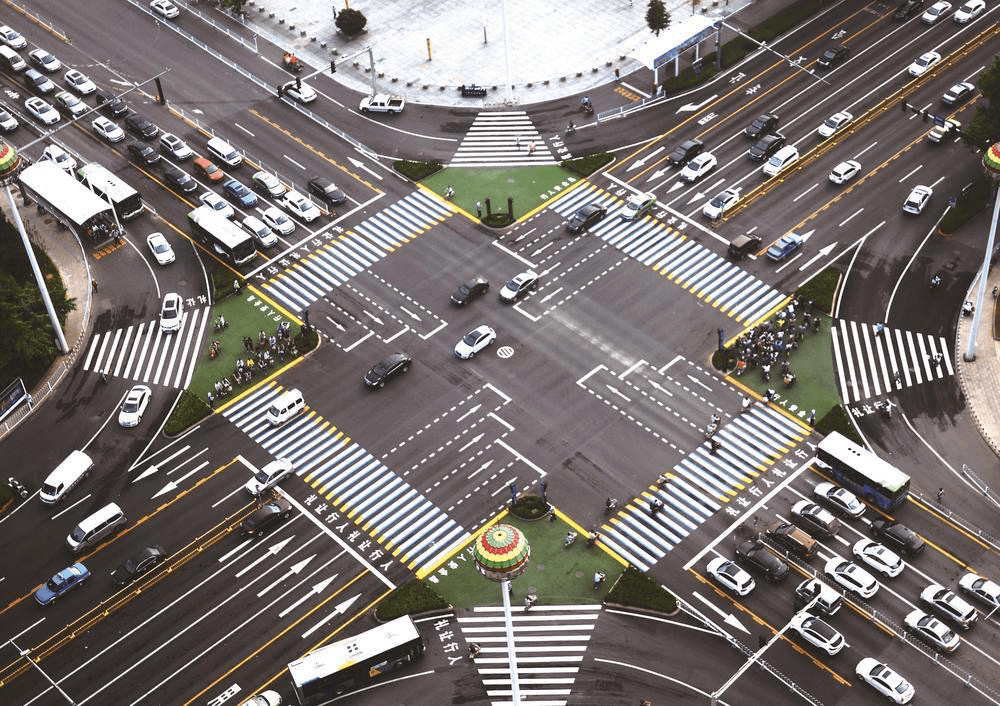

left=330, top=60, right=336, bottom=73
left=296, top=77, right=302, bottom=90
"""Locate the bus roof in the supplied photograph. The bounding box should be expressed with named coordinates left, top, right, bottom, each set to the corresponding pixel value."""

left=818, top=432, right=910, bottom=492
left=19, top=161, right=112, bottom=227
left=187, top=205, right=251, bottom=248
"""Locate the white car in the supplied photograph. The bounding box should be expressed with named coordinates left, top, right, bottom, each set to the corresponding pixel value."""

left=283, top=81, right=317, bottom=103
left=54, top=91, right=87, bottom=119
left=64, top=69, right=96, bottom=95
left=146, top=232, right=175, bottom=266
left=159, top=292, right=183, bottom=333
left=855, top=658, right=914, bottom=704
left=829, top=160, right=861, bottom=185
left=199, top=192, right=235, bottom=219
left=499, top=270, right=538, bottom=302
left=252, top=170, right=286, bottom=198
left=454, top=324, right=496, bottom=359
left=0, top=25, right=27, bottom=49
left=816, top=110, right=852, bottom=139
left=852, top=538, right=904, bottom=578
left=958, top=572, right=1000, bottom=610
left=241, top=215, right=278, bottom=248
left=922, top=0, right=952, bottom=22
left=920, top=583, right=978, bottom=630
left=245, top=458, right=295, bottom=496
left=240, top=692, right=282, bottom=706
left=702, top=188, right=740, bottom=220
left=902, top=185, right=932, bottom=214
left=150, top=0, right=181, bottom=19
left=679, top=152, right=717, bottom=183
left=29, top=48, right=61, bottom=73
left=825, top=557, right=879, bottom=599
left=92, top=115, right=125, bottom=143
left=283, top=190, right=322, bottom=222
left=25, top=97, right=59, bottom=126
left=930, top=118, right=961, bottom=145
left=953, top=0, right=985, bottom=22
left=262, top=206, right=295, bottom=235
left=813, top=482, right=865, bottom=517
left=907, top=50, right=941, bottom=77
left=0, top=107, right=17, bottom=133
left=159, top=132, right=194, bottom=160
left=118, top=384, right=152, bottom=428
left=621, top=191, right=657, bottom=220
left=706, top=557, right=755, bottom=596
left=904, top=609, right=960, bottom=652
left=789, top=612, right=846, bottom=655
left=41, top=144, right=76, bottom=173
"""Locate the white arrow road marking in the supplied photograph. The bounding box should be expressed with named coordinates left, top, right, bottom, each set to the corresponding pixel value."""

left=399, top=306, right=420, bottom=322
left=236, top=537, right=295, bottom=579
left=468, top=459, right=493, bottom=479
left=605, top=384, right=631, bottom=402
left=456, top=403, right=482, bottom=422
left=627, top=146, right=665, bottom=171
left=459, top=433, right=484, bottom=453
left=302, top=594, right=364, bottom=639
left=677, top=95, right=718, bottom=113
left=348, top=156, right=383, bottom=180
left=693, top=591, right=749, bottom=633
left=259, top=554, right=316, bottom=597
left=646, top=168, right=669, bottom=182
left=797, top=242, right=837, bottom=272
left=363, top=310, right=384, bottom=326
left=278, top=574, right=338, bottom=617
left=649, top=379, right=673, bottom=397
left=324, top=314, right=346, bottom=332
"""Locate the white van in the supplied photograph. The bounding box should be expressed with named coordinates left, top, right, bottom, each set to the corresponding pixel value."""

left=40, top=450, right=93, bottom=505
left=265, top=388, right=305, bottom=426
left=0, top=46, right=26, bottom=72
left=206, top=136, right=243, bottom=168
left=66, top=502, right=127, bottom=552
left=762, top=145, right=800, bottom=177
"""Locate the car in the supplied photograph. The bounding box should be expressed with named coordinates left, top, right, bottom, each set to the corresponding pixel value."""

left=455, top=324, right=497, bottom=359
left=0, top=107, right=17, bottom=133
left=790, top=499, right=840, bottom=537
left=363, top=352, right=412, bottom=388
left=825, top=557, right=879, bottom=599
left=744, top=113, right=779, bottom=140
left=928, top=118, right=961, bottom=143
left=794, top=577, right=842, bottom=615
left=706, top=557, right=755, bottom=596
left=734, top=540, right=789, bottom=582
left=813, top=482, right=865, bottom=517
left=25, top=97, right=59, bottom=126
left=252, top=170, right=286, bottom=197
left=199, top=191, right=235, bottom=219
left=870, top=519, right=924, bottom=555
left=853, top=538, right=904, bottom=578
left=23, top=68, right=55, bottom=94
left=245, top=458, right=295, bottom=495
left=94, top=89, right=128, bottom=118
left=621, top=191, right=657, bottom=220
left=159, top=132, right=193, bottom=160
left=283, top=190, right=322, bottom=222
left=241, top=496, right=293, bottom=538
left=193, top=156, right=225, bottom=182
left=222, top=178, right=258, bottom=208
left=54, top=90, right=87, bottom=119
left=904, top=609, right=960, bottom=652
left=127, top=141, right=161, bottom=167
left=150, top=0, right=181, bottom=19
left=240, top=692, right=282, bottom=706
left=668, top=138, right=704, bottom=166
left=263, top=206, right=295, bottom=235
left=816, top=110, right=853, bottom=139
left=307, top=176, right=346, bottom=207
left=907, top=50, right=941, bottom=77
left=34, top=563, right=90, bottom=605
left=451, top=276, right=489, bottom=305
left=893, top=0, right=926, bottom=19
left=567, top=203, right=607, bottom=232
left=110, top=545, right=166, bottom=587
left=146, top=232, right=175, bottom=265
left=958, top=572, right=1000, bottom=610
left=63, top=68, right=96, bottom=95
left=953, top=0, right=985, bottom=22
left=124, top=112, right=158, bottom=139
left=29, top=49, right=61, bottom=73
left=164, top=168, right=198, bottom=193
left=922, top=0, right=952, bottom=21
left=829, top=160, right=861, bottom=185
left=159, top=292, right=183, bottom=333
left=817, top=45, right=849, bottom=69
left=702, top=187, right=741, bottom=220
left=942, top=81, right=975, bottom=106
left=921, top=583, right=978, bottom=630
left=41, top=144, right=75, bottom=173
left=241, top=215, right=278, bottom=248
left=283, top=81, right=317, bottom=103
left=766, top=233, right=805, bottom=262
left=679, top=152, right=717, bottom=183
left=789, top=612, right=847, bottom=655
left=855, top=659, right=914, bottom=704
left=92, top=115, right=125, bottom=143
left=902, top=185, right=932, bottom=214
left=764, top=520, right=817, bottom=559
left=499, top=270, right=538, bottom=302
left=0, top=25, right=27, bottom=49
left=118, top=384, right=152, bottom=427
left=747, top=133, right=785, bottom=162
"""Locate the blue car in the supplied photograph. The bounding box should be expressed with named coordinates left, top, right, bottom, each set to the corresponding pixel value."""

left=222, top=178, right=259, bottom=208
left=766, top=233, right=805, bottom=261
left=35, top=562, right=90, bottom=605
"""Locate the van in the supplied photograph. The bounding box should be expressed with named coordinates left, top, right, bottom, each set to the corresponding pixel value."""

left=728, top=234, right=762, bottom=260
left=0, top=46, right=25, bottom=72
left=794, top=577, right=842, bottom=616
left=762, top=145, right=799, bottom=177
left=40, top=450, right=93, bottom=505
left=66, top=502, right=127, bottom=552
left=206, top=136, right=242, bottom=168
left=265, top=388, right=305, bottom=426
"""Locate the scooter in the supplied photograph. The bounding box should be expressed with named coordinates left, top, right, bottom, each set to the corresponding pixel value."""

left=7, top=477, right=29, bottom=499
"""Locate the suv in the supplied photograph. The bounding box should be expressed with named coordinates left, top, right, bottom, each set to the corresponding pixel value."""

left=871, top=519, right=925, bottom=556
left=735, top=540, right=790, bottom=582
left=241, top=496, right=293, bottom=538
left=94, top=89, right=127, bottom=117
left=668, top=138, right=704, bottom=166
left=307, top=176, right=346, bottom=206
left=765, top=520, right=818, bottom=559
left=744, top=113, right=779, bottom=140
left=127, top=142, right=161, bottom=167
left=747, top=133, right=785, bottom=162
left=124, top=112, right=157, bottom=139
left=728, top=233, right=762, bottom=260
left=893, top=0, right=925, bottom=18
left=159, top=132, right=194, bottom=161
left=817, top=45, right=849, bottom=69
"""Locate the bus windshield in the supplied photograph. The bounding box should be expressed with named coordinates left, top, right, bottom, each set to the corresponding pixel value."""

left=815, top=432, right=910, bottom=511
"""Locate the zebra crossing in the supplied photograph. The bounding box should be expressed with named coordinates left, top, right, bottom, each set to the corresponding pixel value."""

left=550, top=185, right=786, bottom=325
left=831, top=320, right=954, bottom=404
left=458, top=604, right=600, bottom=705
left=260, top=190, right=454, bottom=315
left=598, top=405, right=807, bottom=572
left=450, top=111, right=557, bottom=167
left=221, top=383, right=471, bottom=574
left=81, top=307, right=208, bottom=388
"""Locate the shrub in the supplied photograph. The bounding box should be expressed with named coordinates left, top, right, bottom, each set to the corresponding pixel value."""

left=561, top=152, right=613, bottom=178
left=510, top=495, right=550, bottom=520
left=212, top=268, right=241, bottom=300
left=165, top=389, right=212, bottom=436
left=711, top=347, right=734, bottom=372
left=940, top=175, right=991, bottom=234
left=749, top=0, right=824, bottom=42
left=481, top=212, right=514, bottom=228
left=795, top=267, right=841, bottom=316
left=815, top=404, right=862, bottom=444
left=335, top=8, right=367, bottom=36
left=394, top=159, right=442, bottom=182
left=605, top=566, right=677, bottom=613
left=294, top=325, right=320, bottom=354
left=374, top=580, right=449, bottom=622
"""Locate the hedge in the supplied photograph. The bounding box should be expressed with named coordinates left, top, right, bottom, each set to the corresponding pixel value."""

left=374, top=580, right=449, bottom=622
left=605, top=566, right=677, bottom=613
left=940, top=175, right=992, bottom=234
left=815, top=404, right=862, bottom=444
left=561, top=152, right=613, bottom=178
left=165, top=389, right=212, bottom=436
left=394, top=160, right=442, bottom=182
left=795, top=267, right=841, bottom=316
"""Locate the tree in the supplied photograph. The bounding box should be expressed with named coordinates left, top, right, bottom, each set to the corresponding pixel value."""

left=646, top=0, right=670, bottom=37
left=336, top=8, right=367, bottom=36
left=219, top=0, right=245, bottom=13
left=966, top=53, right=1000, bottom=149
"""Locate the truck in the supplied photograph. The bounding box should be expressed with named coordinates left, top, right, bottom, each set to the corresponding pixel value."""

left=358, top=93, right=405, bottom=114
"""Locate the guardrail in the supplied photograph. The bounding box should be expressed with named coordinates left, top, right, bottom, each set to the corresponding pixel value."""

left=174, top=0, right=259, bottom=53
left=1, top=0, right=69, bottom=43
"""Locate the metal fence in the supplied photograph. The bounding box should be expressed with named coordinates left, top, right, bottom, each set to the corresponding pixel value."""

left=3, top=0, right=69, bottom=43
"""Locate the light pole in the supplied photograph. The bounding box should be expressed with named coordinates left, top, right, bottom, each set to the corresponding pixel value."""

left=964, top=142, right=1000, bottom=361
left=499, top=0, right=513, bottom=103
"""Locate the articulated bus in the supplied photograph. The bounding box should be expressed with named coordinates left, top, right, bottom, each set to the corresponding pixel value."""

left=815, top=432, right=911, bottom=511
left=77, top=163, right=143, bottom=221
left=187, top=205, right=256, bottom=266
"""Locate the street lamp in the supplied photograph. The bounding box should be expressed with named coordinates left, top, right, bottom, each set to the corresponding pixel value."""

left=963, top=142, right=1000, bottom=361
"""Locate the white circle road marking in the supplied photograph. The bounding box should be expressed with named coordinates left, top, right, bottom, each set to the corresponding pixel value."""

left=497, top=346, right=514, bottom=358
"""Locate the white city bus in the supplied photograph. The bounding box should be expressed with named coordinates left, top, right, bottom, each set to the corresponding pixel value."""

left=77, top=162, right=143, bottom=221
left=187, top=205, right=256, bottom=266
left=19, top=161, right=119, bottom=242
left=815, top=432, right=911, bottom=511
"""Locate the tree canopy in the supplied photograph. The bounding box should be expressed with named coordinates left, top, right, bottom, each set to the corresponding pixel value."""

left=646, top=0, right=670, bottom=37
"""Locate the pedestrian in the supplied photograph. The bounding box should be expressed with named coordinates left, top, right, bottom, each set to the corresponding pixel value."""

left=515, top=135, right=521, bottom=151
left=742, top=396, right=752, bottom=412
left=475, top=200, right=482, bottom=215
left=207, top=391, right=215, bottom=407
left=91, top=278, right=99, bottom=292
left=593, top=571, right=606, bottom=590
left=993, top=286, right=998, bottom=299
left=233, top=279, right=241, bottom=295
left=808, top=409, right=816, bottom=426
left=469, top=642, right=481, bottom=659
left=936, top=487, right=944, bottom=503
left=524, top=593, right=537, bottom=611
left=528, top=141, right=536, bottom=155
left=813, top=317, right=821, bottom=332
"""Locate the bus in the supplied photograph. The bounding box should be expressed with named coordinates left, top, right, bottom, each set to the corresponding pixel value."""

left=815, top=432, right=911, bottom=511
left=288, top=615, right=425, bottom=704
left=77, top=163, right=144, bottom=221
left=187, top=205, right=257, bottom=266
left=18, top=161, right=120, bottom=244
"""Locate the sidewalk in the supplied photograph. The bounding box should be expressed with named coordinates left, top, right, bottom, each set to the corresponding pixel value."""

left=954, top=262, right=1000, bottom=458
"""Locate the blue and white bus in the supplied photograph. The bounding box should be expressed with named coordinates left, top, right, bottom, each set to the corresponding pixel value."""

left=815, top=432, right=911, bottom=511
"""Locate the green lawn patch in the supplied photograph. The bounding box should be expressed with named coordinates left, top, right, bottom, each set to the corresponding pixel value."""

left=422, top=166, right=579, bottom=222
left=562, top=152, right=613, bottom=179
left=795, top=267, right=841, bottom=316
left=165, top=389, right=211, bottom=436
left=374, top=580, right=450, bottom=622
left=605, top=566, right=677, bottom=613
left=816, top=404, right=863, bottom=444
left=394, top=159, right=443, bottom=182
left=940, top=175, right=991, bottom=234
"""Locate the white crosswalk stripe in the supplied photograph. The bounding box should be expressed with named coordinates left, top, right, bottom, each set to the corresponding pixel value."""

left=598, top=406, right=806, bottom=572
left=831, top=320, right=953, bottom=403
left=81, top=307, right=208, bottom=388
left=221, top=384, right=471, bottom=574
left=458, top=604, right=600, bottom=705
left=260, top=190, right=454, bottom=314
left=549, top=185, right=786, bottom=324
left=450, top=111, right=556, bottom=167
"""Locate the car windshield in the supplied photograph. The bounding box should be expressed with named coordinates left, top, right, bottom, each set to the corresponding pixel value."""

left=462, top=332, right=480, bottom=346
left=457, top=285, right=471, bottom=297
left=70, top=526, right=87, bottom=541
left=153, top=243, right=168, bottom=253
left=123, top=399, right=139, bottom=413
left=46, top=577, right=61, bottom=591
left=710, top=196, right=725, bottom=207
left=253, top=469, right=273, bottom=483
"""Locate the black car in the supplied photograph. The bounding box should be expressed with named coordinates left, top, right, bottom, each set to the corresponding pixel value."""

left=871, top=519, right=925, bottom=556
left=124, top=112, right=158, bottom=139
left=817, top=45, right=849, bottom=69
left=94, top=89, right=128, bottom=118
left=23, top=68, right=54, bottom=94
left=735, top=540, right=790, bottom=582
left=747, top=133, right=786, bottom=162
left=450, top=276, right=489, bottom=305
left=127, top=141, right=161, bottom=167
left=893, top=0, right=925, bottom=19
left=744, top=113, right=779, bottom=140
left=307, top=176, right=346, bottom=206
left=363, top=352, right=412, bottom=388
left=668, top=138, right=704, bottom=167
left=110, top=545, right=166, bottom=587
left=241, top=496, right=293, bottom=538
left=164, top=168, right=198, bottom=193
left=567, top=203, right=607, bottom=233
left=942, top=82, right=975, bottom=107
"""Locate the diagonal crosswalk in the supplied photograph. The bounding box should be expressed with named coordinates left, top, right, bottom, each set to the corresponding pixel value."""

left=549, top=185, right=786, bottom=325
left=221, top=383, right=471, bottom=573
left=82, top=307, right=208, bottom=388
left=831, top=320, right=953, bottom=403
left=598, top=406, right=807, bottom=572
left=450, top=111, right=556, bottom=167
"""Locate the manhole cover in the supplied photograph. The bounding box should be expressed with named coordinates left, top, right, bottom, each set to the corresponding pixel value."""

left=497, top=345, right=514, bottom=358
